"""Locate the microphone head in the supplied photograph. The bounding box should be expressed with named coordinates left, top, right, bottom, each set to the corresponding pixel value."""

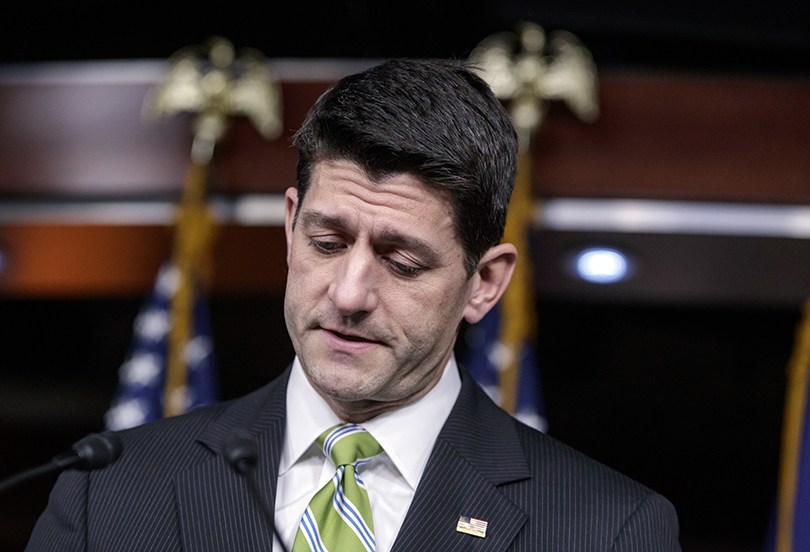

left=71, top=432, right=123, bottom=470
left=223, top=430, right=259, bottom=475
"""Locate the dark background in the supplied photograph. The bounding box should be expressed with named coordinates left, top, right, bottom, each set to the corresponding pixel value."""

left=1, top=1, right=809, bottom=550
left=1, top=1, right=808, bottom=76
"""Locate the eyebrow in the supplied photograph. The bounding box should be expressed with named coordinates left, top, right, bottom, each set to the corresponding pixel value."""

left=299, top=210, right=349, bottom=232
left=299, top=209, right=443, bottom=267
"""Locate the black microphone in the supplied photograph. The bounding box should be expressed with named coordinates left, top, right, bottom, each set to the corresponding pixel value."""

left=223, top=430, right=288, bottom=552
left=0, top=432, right=123, bottom=494
left=223, top=429, right=260, bottom=476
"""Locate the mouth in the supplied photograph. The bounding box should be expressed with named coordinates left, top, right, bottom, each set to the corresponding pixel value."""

left=325, top=327, right=376, bottom=341
left=320, top=326, right=383, bottom=348
left=332, top=330, right=369, bottom=342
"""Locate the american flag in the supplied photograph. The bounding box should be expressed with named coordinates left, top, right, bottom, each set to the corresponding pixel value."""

left=456, top=515, right=488, bottom=538
left=464, top=304, right=547, bottom=433
left=104, top=262, right=218, bottom=430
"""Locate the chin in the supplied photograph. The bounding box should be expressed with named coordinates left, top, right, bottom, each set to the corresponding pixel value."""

left=306, top=364, right=377, bottom=398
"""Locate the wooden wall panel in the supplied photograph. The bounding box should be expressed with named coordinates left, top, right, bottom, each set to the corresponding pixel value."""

left=0, top=224, right=287, bottom=297
left=1, top=61, right=808, bottom=201
left=0, top=225, right=170, bottom=296
left=536, top=72, right=810, bottom=203
left=0, top=60, right=808, bottom=298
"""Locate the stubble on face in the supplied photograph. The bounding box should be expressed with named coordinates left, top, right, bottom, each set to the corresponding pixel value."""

left=283, top=160, right=474, bottom=422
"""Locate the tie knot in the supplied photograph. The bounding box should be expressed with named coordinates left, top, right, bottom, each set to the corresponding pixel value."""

left=317, top=423, right=383, bottom=467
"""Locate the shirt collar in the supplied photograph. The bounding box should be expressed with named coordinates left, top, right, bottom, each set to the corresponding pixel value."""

left=280, top=358, right=342, bottom=475
left=281, top=355, right=461, bottom=490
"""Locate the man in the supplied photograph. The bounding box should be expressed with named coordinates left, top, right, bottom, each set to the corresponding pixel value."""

left=26, top=58, right=680, bottom=551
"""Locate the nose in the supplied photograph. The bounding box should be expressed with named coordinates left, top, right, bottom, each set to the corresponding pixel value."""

left=327, top=247, right=378, bottom=317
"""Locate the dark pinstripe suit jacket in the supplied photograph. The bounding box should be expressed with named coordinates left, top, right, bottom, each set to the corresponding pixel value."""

left=26, top=366, right=681, bottom=551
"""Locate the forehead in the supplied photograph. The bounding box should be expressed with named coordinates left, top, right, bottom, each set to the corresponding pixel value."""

left=301, top=160, right=456, bottom=236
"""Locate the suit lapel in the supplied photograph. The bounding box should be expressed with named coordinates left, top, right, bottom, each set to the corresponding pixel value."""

left=163, top=365, right=529, bottom=551
left=174, top=368, right=290, bottom=552
left=392, top=370, right=531, bottom=552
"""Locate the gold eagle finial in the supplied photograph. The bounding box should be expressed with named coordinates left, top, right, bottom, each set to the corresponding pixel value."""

left=469, top=21, right=599, bottom=147
left=142, top=36, right=283, bottom=164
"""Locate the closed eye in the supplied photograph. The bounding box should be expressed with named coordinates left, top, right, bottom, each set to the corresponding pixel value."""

left=383, top=257, right=426, bottom=277
left=309, top=238, right=345, bottom=254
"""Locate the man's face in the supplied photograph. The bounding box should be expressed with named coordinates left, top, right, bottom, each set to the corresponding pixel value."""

left=283, top=159, right=478, bottom=420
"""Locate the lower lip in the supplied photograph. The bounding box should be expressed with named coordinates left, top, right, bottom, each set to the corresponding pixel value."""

left=320, top=328, right=380, bottom=353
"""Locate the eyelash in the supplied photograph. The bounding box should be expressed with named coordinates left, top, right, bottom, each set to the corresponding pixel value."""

left=308, top=239, right=425, bottom=277
left=386, top=259, right=424, bottom=277
left=308, top=238, right=343, bottom=254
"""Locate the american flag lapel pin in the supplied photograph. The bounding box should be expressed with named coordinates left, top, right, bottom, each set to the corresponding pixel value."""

left=456, top=515, right=488, bottom=538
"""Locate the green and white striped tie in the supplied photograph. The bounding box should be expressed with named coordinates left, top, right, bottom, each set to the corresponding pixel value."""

left=293, top=423, right=384, bottom=552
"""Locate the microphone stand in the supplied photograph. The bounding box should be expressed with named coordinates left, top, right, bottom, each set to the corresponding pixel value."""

left=0, top=432, right=123, bottom=494
left=0, top=459, right=70, bottom=494
left=223, top=430, right=289, bottom=552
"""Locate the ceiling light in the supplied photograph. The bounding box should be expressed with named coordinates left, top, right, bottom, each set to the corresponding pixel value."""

left=573, top=247, right=631, bottom=284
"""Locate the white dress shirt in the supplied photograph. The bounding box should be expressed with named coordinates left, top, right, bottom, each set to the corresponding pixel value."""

left=273, top=355, right=461, bottom=552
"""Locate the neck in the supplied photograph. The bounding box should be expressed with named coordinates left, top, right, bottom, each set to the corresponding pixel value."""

left=320, top=368, right=449, bottom=423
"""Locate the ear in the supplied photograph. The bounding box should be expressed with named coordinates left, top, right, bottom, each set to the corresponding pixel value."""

left=284, top=187, right=299, bottom=265
left=463, top=243, right=518, bottom=324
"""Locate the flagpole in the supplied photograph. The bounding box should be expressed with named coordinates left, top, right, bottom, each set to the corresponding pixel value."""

left=141, top=36, right=283, bottom=419
left=497, top=144, right=537, bottom=414
left=163, top=160, right=216, bottom=416
left=468, top=22, right=599, bottom=419
left=775, top=298, right=810, bottom=551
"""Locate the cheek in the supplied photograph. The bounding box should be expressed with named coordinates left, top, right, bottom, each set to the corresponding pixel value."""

left=288, top=244, right=329, bottom=286
left=285, top=254, right=326, bottom=315
left=394, top=282, right=467, bottom=335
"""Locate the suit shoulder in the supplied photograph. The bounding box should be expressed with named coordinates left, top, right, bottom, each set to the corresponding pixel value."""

left=513, top=420, right=665, bottom=503
left=508, top=422, right=681, bottom=548
left=113, top=376, right=285, bottom=469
